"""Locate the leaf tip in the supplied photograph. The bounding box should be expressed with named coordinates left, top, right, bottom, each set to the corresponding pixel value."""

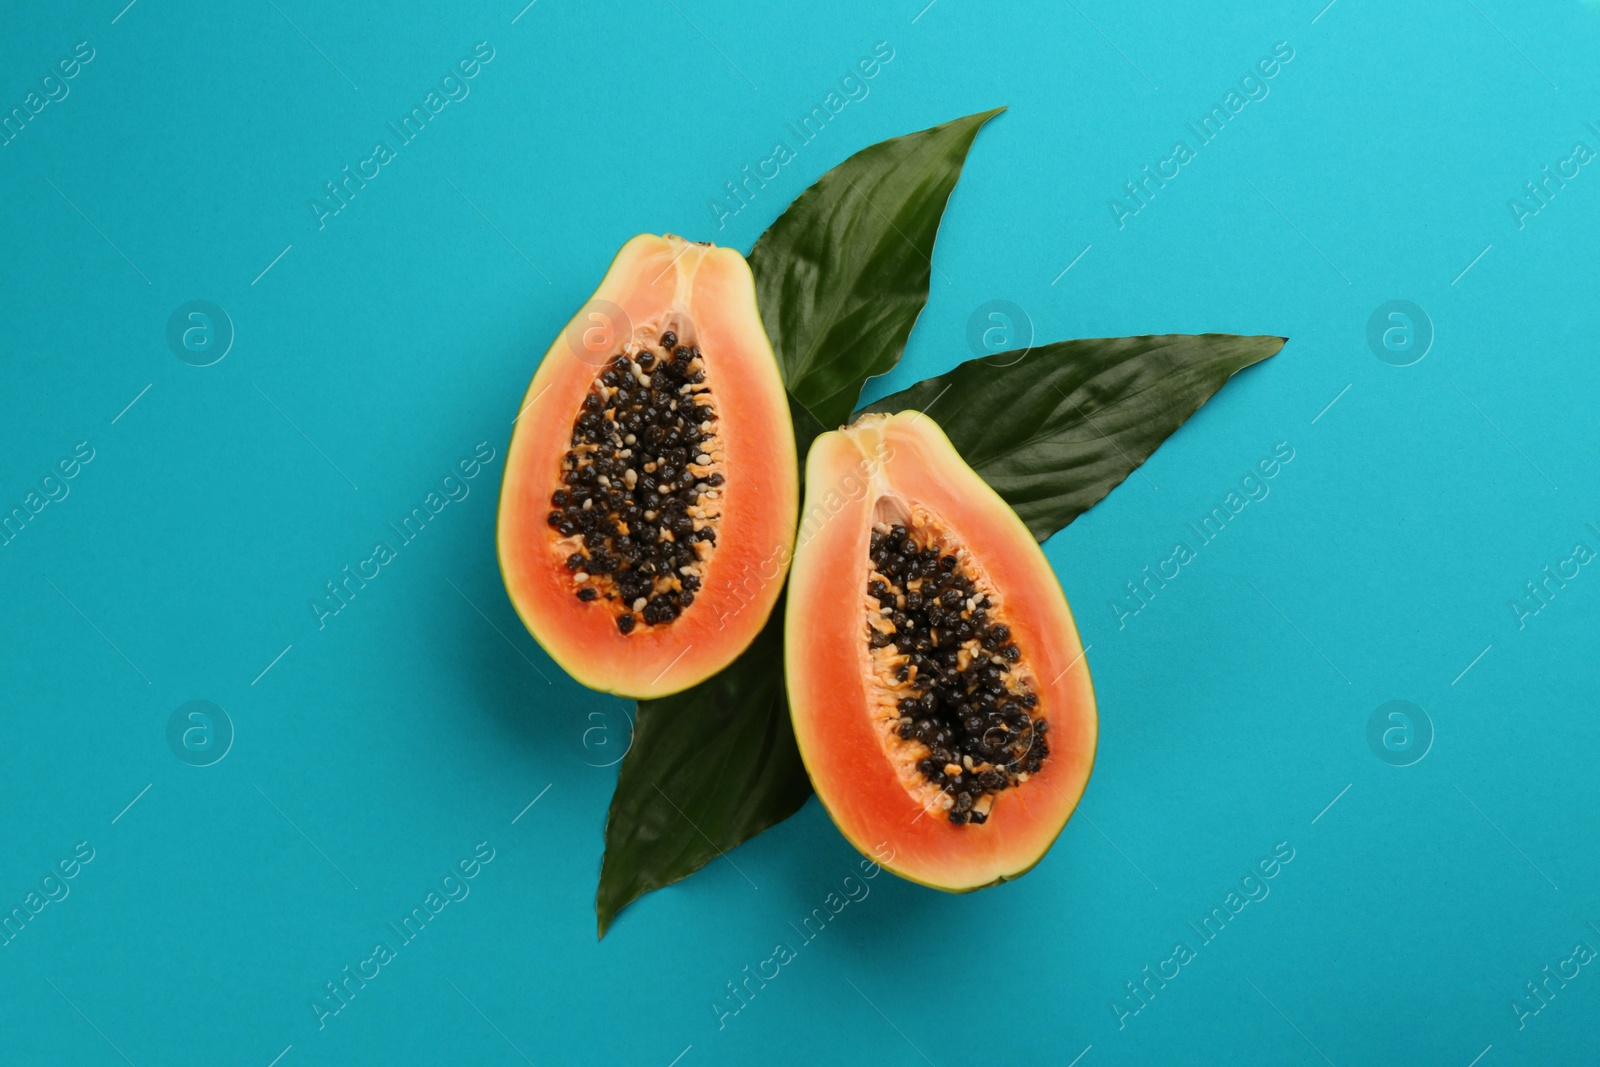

left=950, top=106, right=1006, bottom=131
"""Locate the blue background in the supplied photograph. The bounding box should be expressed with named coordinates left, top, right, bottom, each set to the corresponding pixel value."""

left=3, top=0, right=1597, bottom=1063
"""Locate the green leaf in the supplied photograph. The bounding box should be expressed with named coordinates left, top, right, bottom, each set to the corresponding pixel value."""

left=595, top=113, right=1003, bottom=934
left=787, top=392, right=826, bottom=476
left=860, top=334, right=1287, bottom=541
left=596, top=610, right=808, bottom=937
left=749, top=108, right=1004, bottom=430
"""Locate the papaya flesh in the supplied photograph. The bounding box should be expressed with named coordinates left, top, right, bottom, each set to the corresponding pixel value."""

left=498, top=235, right=797, bottom=698
left=787, top=411, right=1096, bottom=891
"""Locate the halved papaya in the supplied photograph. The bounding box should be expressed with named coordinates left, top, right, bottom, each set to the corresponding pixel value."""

left=498, top=234, right=797, bottom=698
left=786, top=411, right=1096, bottom=890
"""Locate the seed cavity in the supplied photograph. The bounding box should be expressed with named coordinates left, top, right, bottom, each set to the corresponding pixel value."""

left=547, top=331, right=720, bottom=631
left=865, top=522, right=1049, bottom=825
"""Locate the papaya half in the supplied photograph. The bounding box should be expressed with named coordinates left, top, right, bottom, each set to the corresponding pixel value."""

left=787, top=411, right=1096, bottom=890
left=498, top=235, right=797, bottom=698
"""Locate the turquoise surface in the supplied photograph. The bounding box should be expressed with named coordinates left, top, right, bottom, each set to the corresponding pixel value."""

left=3, top=1, right=1598, bottom=1063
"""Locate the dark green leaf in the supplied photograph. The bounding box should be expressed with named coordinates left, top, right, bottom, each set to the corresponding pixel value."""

left=595, top=113, right=1004, bottom=934
left=749, top=108, right=1004, bottom=430
left=788, top=392, right=826, bottom=475
left=596, top=610, right=808, bottom=937
left=860, top=334, right=1287, bottom=541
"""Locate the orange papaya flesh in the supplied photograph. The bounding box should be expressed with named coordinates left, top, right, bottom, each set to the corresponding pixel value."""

left=498, top=234, right=797, bottom=698
left=786, top=411, right=1096, bottom=890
